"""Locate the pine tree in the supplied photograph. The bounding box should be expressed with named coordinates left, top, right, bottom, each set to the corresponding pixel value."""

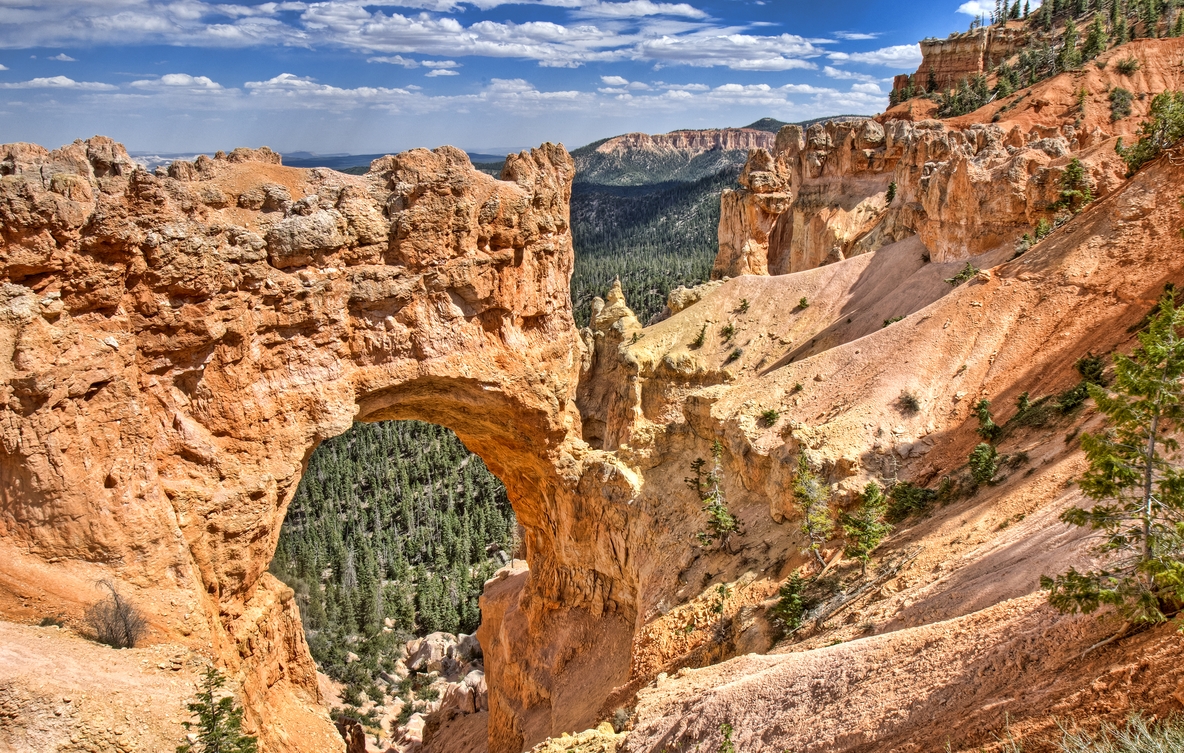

left=177, top=665, right=258, bottom=753
left=1024, top=0, right=1031, bottom=16
left=840, top=483, right=893, bottom=577
left=794, top=455, right=835, bottom=568
left=1059, top=18, right=1083, bottom=70
left=1082, top=13, right=1110, bottom=58
left=1042, top=294, right=1184, bottom=624
left=695, top=440, right=741, bottom=550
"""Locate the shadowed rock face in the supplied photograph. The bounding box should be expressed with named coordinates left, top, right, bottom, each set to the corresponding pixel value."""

left=0, top=136, right=634, bottom=753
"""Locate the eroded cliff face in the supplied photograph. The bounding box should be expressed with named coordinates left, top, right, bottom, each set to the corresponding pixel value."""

left=714, top=114, right=1130, bottom=278
left=592, top=129, right=774, bottom=158
left=0, top=136, right=637, bottom=753
left=892, top=23, right=1032, bottom=94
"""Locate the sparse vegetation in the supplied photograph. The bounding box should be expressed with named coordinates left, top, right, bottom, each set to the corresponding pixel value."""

left=1055, top=158, right=1094, bottom=213
left=760, top=408, right=780, bottom=426
left=1043, top=295, right=1184, bottom=624
left=840, top=483, right=893, bottom=576
left=718, top=722, right=736, bottom=753
left=886, top=181, right=897, bottom=203
left=692, top=324, right=707, bottom=348
left=725, top=347, right=743, bottom=364
left=177, top=665, right=259, bottom=753
left=770, top=572, right=810, bottom=629
left=721, top=322, right=735, bottom=341
left=883, top=315, right=905, bottom=327
left=1110, top=86, right=1134, bottom=121
left=1117, top=91, right=1184, bottom=174
left=1056, top=714, right=1184, bottom=752
left=692, top=441, right=741, bottom=549
left=611, top=707, right=630, bottom=733
left=899, top=390, right=921, bottom=413
left=798, top=297, right=810, bottom=309
left=969, top=442, right=1000, bottom=485
left=886, top=481, right=938, bottom=522
left=85, top=579, right=148, bottom=649
left=936, top=73, right=991, bottom=117
left=944, top=262, right=980, bottom=286
left=1116, top=56, right=1142, bottom=75
left=976, top=398, right=1003, bottom=442
left=794, top=455, right=835, bottom=568
left=737, top=298, right=750, bottom=313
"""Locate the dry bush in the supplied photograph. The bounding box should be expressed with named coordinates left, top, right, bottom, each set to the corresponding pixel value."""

left=85, top=579, right=147, bottom=649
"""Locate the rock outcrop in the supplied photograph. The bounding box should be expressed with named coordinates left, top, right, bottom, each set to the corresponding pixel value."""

left=0, top=136, right=634, bottom=753
left=592, top=129, right=774, bottom=157
left=893, top=23, right=1032, bottom=94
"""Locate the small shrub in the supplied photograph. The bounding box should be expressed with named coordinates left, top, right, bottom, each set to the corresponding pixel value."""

left=691, top=324, right=706, bottom=348
left=718, top=722, right=736, bottom=753
left=737, top=298, right=749, bottom=313
left=944, top=262, right=979, bottom=286
left=792, top=382, right=804, bottom=393
left=725, top=347, right=742, bottom=364
left=1056, top=382, right=1090, bottom=413
left=886, top=482, right=937, bottom=522
left=770, top=573, right=811, bottom=629
left=1076, top=352, right=1106, bottom=385
left=38, top=615, right=66, bottom=628
left=721, top=322, right=735, bottom=341
left=975, top=398, right=1002, bottom=441
left=611, top=707, right=630, bottom=733
left=969, top=442, right=999, bottom=485
left=1054, top=158, right=1093, bottom=213
left=1055, top=713, right=1184, bottom=752
left=883, top=315, right=905, bottom=328
left=794, top=456, right=835, bottom=567
left=760, top=408, right=780, bottom=426
left=1117, top=91, right=1184, bottom=174
left=1110, top=86, right=1134, bottom=121
left=1116, top=56, right=1141, bottom=75
left=85, top=579, right=148, bottom=649
left=798, top=297, right=810, bottom=309
left=899, top=390, right=921, bottom=413
left=886, top=180, right=897, bottom=203
left=1016, top=391, right=1031, bottom=414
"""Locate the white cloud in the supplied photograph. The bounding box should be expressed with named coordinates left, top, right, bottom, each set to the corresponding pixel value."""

left=822, top=65, right=877, bottom=82
left=851, top=82, right=881, bottom=93
left=572, top=1, right=708, bottom=19
left=600, top=74, right=629, bottom=85
left=638, top=32, right=823, bottom=70
left=368, top=54, right=420, bottom=67
left=422, top=60, right=460, bottom=68
left=0, top=75, right=116, bottom=90
left=425, top=68, right=459, bottom=76
left=0, top=64, right=7, bottom=71
left=130, top=73, right=224, bottom=89
left=49, top=53, right=75, bottom=61
left=828, top=43, right=921, bottom=68
left=956, top=0, right=994, bottom=15
left=833, top=31, right=878, bottom=40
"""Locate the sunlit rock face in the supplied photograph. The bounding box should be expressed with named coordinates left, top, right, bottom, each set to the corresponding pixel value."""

left=0, top=136, right=638, bottom=753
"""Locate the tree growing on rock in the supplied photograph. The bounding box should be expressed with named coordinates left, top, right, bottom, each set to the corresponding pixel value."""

left=1042, top=294, right=1184, bottom=624
left=794, top=455, right=835, bottom=568
left=691, top=440, right=741, bottom=550
left=177, top=665, right=259, bottom=753
left=840, top=482, right=893, bottom=576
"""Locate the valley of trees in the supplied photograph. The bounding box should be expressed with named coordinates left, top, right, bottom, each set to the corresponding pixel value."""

left=268, top=420, right=516, bottom=707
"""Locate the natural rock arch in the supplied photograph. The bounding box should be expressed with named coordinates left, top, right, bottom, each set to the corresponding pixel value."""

left=0, top=137, right=636, bottom=753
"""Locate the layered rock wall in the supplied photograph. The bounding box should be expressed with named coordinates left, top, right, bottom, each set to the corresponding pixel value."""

left=893, top=23, right=1032, bottom=94
left=593, top=129, right=775, bottom=157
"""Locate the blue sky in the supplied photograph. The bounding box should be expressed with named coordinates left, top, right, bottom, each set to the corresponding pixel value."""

left=0, top=0, right=993, bottom=155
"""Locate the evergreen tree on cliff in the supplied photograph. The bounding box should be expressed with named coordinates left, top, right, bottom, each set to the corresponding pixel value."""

left=1042, top=294, right=1184, bottom=624
left=177, top=666, right=258, bottom=753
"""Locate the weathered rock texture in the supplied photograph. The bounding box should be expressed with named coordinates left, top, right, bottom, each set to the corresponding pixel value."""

left=893, top=22, right=1031, bottom=94
left=0, top=136, right=635, bottom=753
left=591, top=129, right=774, bottom=158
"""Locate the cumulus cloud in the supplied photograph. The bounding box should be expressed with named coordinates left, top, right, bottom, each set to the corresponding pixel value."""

left=0, top=75, right=116, bottom=90
left=425, top=68, right=459, bottom=76
left=638, top=32, right=823, bottom=70
left=828, top=43, right=921, bottom=68
left=49, top=53, right=76, bottom=61
left=600, top=75, right=629, bottom=85
left=832, top=31, right=878, bottom=40
left=956, top=0, right=995, bottom=15
left=0, top=64, right=7, bottom=70
left=422, top=60, right=460, bottom=68
left=368, top=54, right=420, bottom=67
left=822, top=65, right=877, bottom=82
left=572, top=1, right=708, bottom=19
left=130, top=73, right=224, bottom=89
left=851, top=82, right=881, bottom=93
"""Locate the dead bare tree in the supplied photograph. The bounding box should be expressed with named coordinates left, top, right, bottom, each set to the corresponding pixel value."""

left=84, top=578, right=147, bottom=648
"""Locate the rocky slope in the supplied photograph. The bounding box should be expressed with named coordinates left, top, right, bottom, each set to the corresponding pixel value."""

left=716, top=38, right=1184, bottom=279
left=4, top=35, right=1184, bottom=753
